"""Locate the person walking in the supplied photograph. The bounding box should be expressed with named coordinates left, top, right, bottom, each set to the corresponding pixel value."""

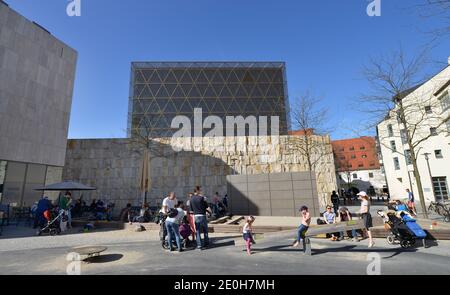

left=406, top=189, right=417, bottom=216
left=185, top=193, right=196, bottom=241
left=357, top=192, right=374, bottom=248
left=190, top=186, right=212, bottom=250
left=292, top=206, right=311, bottom=248
left=243, top=216, right=256, bottom=255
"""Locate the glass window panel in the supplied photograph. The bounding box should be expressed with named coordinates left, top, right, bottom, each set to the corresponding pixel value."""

left=211, top=71, right=225, bottom=83
left=236, top=85, right=247, bottom=98
left=187, top=69, right=200, bottom=82
left=234, top=69, right=246, bottom=81
left=214, top=84, right=226, bottom=97
left=189, top=86, right=201, bottom=98
left=196, top=84, right=208, bottom=97
left=164, top=100, right=177, bottom=113
left=197, top=70, right=209, bottom=83
left=165, top=70, right=177, bottom=83
left=134, top=84, right=145, bottom=98
left=259, top=83, right=270, bottom=97
left=142, top=69, right=154, bottom=82
left=148, top=70, right=162, bottom=83
left=173, top=69, right=185, bottom=83
left=180, top=100, right=193, bottom=112
left=149, top=84, right=161, bottom=97
left=172, top=85, right=185, bottom=98
left=203, top=69, right=216, bottom=82
left=226, top=71, right=239, bottom=83
left=3, top=162, right=27, bottom=207
left=204, top=86, right=216, bottom=97
left=164, top=84, right=177, bottom=97
left=135, top=70, right=145, bottom=83
left=180, top=84, right=193, bottom=97
left=157, top=69, right=169, bottom=82
left=156, top=85, right=170, bottom=98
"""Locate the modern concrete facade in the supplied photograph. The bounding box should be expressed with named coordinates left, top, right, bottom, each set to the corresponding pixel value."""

left=0, top=2, right=77, bottom=206
left=377, top=61, right=450, bottom=204
left=227, top=172, right=320, bottom=217
left=128, top=62, right=290, bottom=138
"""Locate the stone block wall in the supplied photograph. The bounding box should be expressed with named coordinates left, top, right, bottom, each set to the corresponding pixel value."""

left=63, top=135, right=337, bottom=214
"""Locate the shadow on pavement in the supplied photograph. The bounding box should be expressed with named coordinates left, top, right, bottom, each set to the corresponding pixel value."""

left=84, top=254, right=124, bottom=264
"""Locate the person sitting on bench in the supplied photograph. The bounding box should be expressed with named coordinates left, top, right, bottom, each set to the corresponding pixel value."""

left=323, top=205, right=340, bottom=241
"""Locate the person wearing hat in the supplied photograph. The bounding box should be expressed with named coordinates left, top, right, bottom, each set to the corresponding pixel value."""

left=357, top=191, right=374, bottom=248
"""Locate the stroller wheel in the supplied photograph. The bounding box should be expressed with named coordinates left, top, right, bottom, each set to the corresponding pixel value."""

left=386, top=235, right=395, bottom=245
left=400, top=240, right=409, bottom=249
left=50, top=229, right=58, bottom=236
left=36, top=230, right=42, bottom=236
left=409, top=239, right=416, bottom=247
left=444, top=215, right=450, bottom=223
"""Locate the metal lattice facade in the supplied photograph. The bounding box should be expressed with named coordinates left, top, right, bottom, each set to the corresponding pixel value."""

left=128, top=62, right=290, bottom=138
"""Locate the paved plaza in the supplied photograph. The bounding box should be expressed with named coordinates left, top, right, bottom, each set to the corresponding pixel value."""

left=0, top=226, right=449, bottom=275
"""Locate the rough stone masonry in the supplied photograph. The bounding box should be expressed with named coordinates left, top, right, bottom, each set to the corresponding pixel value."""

left=63, top=135, right=337, bottom=215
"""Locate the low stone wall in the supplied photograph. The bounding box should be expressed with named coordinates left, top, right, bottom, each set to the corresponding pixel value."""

left=63, top=135, right=337, bottom=214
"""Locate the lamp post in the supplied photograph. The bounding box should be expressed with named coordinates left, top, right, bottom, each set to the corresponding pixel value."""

left=422, top=153, right=435, bottom=202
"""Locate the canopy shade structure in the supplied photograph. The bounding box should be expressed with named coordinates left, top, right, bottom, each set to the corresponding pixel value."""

left=34, top=181, right=96, bottom=191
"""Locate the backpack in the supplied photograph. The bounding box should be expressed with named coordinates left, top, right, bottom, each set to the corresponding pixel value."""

left=168, top=208, right=178, bottom=218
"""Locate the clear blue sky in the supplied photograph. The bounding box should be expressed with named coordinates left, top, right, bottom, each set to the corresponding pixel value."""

left=6, top=0, right=449, bottom=140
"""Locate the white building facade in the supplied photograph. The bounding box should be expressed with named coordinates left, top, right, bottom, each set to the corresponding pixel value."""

left=377, top=62, right=450, bottom=205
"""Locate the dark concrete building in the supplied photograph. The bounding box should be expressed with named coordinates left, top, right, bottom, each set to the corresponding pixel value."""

left=128, top=62, right=290, bottom=138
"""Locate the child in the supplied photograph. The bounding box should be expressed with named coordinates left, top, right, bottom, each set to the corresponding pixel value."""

left=243, top=216, right=256, bottom=255
left=292, top=206, right=311, bottom=247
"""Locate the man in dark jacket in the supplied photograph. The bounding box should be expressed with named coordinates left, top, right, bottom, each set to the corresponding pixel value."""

left=190, top=186, right=212, bottom=250
left=331, top=191, right=340, bottom=215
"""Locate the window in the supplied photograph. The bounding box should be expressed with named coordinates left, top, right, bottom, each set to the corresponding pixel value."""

left=440, top=92, right=449, bottom=111
left=362, top=155, right=367, bottom=159
left=358, top=163, right=364, bottom=168
left=432, top=177, right=448, bottom=202
left=430, top=127, right=438, bottom=136
left=349, top=146, right=355, bottom=151
left=360, top=146, right=366, bottom=150
left=369, top=172, right=374, bottom=178
left=340, top=156, right=346, bottom=160
left=390, top=140, right=397, bottom=152
left=405, top=150, right=412, bottom=165
left=339, top=147, right=345, bottom=152
left=353, top=173, right=358, bottom=179
left=393, top=157, right=400, bottom=170
left=351, top=154, right=356, bottom=159
left=435, top=150, right=443, bottom=159
left=425, top=106, right=432, bottom=114
left=387, top=124, right=394, bottom=137
left=400, top=129, right=407, bottom=144
left=370, top=162, right=376, bottom=167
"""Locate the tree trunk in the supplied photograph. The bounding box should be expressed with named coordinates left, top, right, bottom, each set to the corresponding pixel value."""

left=398, top=102, right=429, bottom=218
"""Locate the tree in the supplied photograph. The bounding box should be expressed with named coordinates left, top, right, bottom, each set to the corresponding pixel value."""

left=360, top=48, right=450, bottom=218
left=416, top=0, right=450, bottom=38
left=126, top=116, right=174, bottom=205
left=289, top=92, right=335, bottom=206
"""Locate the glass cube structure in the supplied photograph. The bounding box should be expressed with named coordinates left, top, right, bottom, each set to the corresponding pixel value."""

left=128, top=62, right=290, bottom=138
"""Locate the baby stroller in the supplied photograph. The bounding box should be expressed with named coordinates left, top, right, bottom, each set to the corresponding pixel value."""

left=36, top=209, right=65, bottom=236
left=377, top=210, right=427, bottom=248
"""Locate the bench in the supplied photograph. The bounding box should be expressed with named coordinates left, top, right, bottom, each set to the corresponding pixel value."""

left=70, top=246, right=108, bottom=262
left=302, top=220, right=367, bottom=255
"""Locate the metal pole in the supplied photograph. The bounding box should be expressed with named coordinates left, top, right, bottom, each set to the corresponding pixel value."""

left=423, top=153, right=435, bottom=202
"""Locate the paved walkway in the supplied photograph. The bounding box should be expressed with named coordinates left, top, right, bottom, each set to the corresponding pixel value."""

left=0, top=226, right=449, bottom=275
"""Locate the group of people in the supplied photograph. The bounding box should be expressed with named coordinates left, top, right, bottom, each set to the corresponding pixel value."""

left=32, top=191, right=74, bottom=229
left=292, top=191, right=376, bottom=249
left=159, top=186, right=213, bottom=252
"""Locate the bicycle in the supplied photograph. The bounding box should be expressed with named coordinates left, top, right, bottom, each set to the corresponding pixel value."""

left=428, top=201, right=450, bottom=223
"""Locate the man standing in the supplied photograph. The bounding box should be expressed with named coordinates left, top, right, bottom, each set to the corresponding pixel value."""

left=190, top=186, right=212, bottom=250
left=330, top=191, right=340, bottom=215
left=406, top=188, right=417, bottom=216
left=161, top=192, right=177, bottom=214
